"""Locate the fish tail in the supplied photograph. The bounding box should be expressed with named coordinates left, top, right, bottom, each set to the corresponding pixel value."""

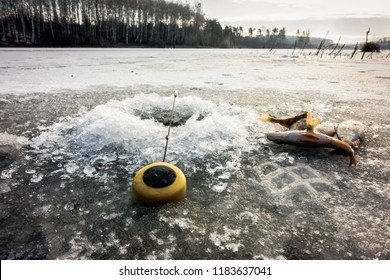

left=330, top=139, right=357, bottom=166
left=349, top=153, right=357, bottom=166
left=257, top=113, right=273, bottom=123
left=306, top=112, right=321, bottom=132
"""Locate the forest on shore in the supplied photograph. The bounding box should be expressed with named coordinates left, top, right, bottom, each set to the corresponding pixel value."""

left=1, top=0, right=389, bottom=49
left=0, top=0, right=320, bottom=48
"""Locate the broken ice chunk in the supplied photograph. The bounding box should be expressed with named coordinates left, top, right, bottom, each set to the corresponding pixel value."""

left=66, top=162, right=79, bottom=174
left=31, top=174, right=43, bottom=183
left=83, top=166, right=96, bottom=177
left=212, top=182, right=228, bottom=193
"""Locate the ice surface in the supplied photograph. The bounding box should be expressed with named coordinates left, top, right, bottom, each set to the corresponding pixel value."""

left=0, top=49, right=389, bottom=260
left=209, top=226, right=244, bottom=252
left=0, top=48, right=389, bottom=99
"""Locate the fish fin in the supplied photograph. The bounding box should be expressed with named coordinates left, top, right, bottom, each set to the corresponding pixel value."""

left=351, top=140, right=360, bottom=149
left=257, top=113, right=272, bottom=122
left=306, top=112, right=321, bottom=132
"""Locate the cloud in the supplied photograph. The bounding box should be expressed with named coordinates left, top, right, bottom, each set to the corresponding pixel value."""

left=200, top=0, right=302, bottom=18
left=199, top=0, right=390, bottom=19
left=196, top=0, right=390, bottom=42
left=219, top=15, right=390, bottom=43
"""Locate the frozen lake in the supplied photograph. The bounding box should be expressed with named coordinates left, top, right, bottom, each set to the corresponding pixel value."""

left=0, top=48, right=389, bottom=259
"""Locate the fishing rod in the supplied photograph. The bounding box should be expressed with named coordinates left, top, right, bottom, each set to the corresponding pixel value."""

left=132, top=91, right=186, bottom=206
left=162, top=91, right=178, bottom=162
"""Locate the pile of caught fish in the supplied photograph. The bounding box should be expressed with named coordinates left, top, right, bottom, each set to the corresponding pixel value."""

left=258, top=111, right=366, bottom=166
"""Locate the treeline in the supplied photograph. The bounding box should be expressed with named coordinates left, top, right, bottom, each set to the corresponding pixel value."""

left=212, top=24, right=290, bottom=48
left=0, top=0, right=293, bottom=48
left=0, top=0, right=206, bottom=47
left=378, top=37, right=390, bottom=50
left=0, top=0, right=308, bottom=48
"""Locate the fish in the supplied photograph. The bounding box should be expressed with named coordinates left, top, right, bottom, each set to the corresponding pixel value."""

left=265, top=112, right=357, bottom=166
left=257, top=111, right=308, bottom=128
left=336, top=120, right=366, bottom=148
left=315, top=122, right=338, bottom=137
left=258, top=111, right=338, bottom=137
left=288, top=118, right=338, bottom=137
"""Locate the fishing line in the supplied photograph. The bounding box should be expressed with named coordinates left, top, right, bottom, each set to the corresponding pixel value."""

left=132, top=91, right=186, bottom=206
left=162, top=91, right=178, bottom=162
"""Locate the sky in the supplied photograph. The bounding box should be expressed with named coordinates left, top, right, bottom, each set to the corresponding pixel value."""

left=183, top=0, right=390, bottom=43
